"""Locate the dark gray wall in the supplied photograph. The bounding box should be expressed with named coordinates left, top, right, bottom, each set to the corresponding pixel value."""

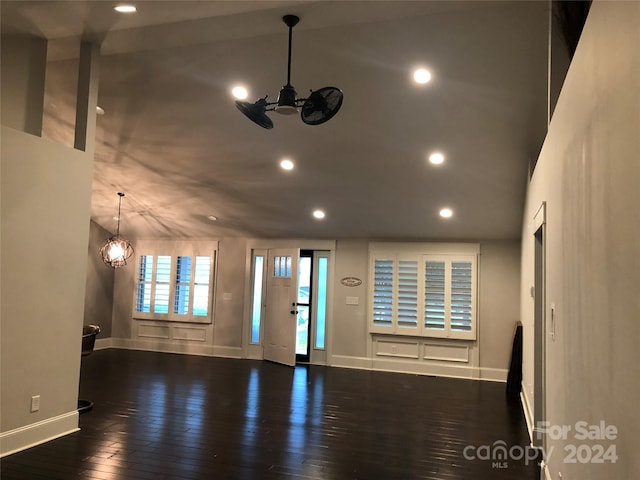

left=83, top=221, right=115, bottom=338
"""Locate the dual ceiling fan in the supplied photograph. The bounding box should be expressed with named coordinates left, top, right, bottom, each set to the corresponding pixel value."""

left=235, top=14, right=343, bottom=129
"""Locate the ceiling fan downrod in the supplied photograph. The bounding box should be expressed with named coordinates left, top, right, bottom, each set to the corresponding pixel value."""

left=274, top=15, right=300, bottom=115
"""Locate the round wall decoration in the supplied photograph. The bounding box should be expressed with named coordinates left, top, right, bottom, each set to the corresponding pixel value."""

left=340, top=276, right=362, bottom=287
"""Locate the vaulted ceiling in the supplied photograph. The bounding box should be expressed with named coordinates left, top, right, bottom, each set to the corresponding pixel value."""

left=2, top=1, right=549, bottom=240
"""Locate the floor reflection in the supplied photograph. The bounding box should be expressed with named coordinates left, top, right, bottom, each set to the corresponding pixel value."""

left=242, top=368, right=260, bottom=452
left=287, top=366, right=308, bottom=453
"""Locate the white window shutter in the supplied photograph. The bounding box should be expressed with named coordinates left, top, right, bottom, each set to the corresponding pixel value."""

left=154, top=255, right=172, bottom=314
left=397, top=259, right=418, bottom=330
left=424, top=260, right=446, bottom=332
left=369, top=244, right=477, bottom=340
left=372, top=258, right=394, bottom=329
left=450, top=260, right=473, bottom=332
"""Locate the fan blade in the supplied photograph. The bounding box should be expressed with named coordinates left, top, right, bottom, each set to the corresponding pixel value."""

left=301, top=87, right=343, bottom=126
left=236, top=99, right=274, bottom=129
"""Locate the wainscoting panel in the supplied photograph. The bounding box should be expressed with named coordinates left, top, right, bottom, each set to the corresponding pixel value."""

left=137, top=324, right=170, bottom=339
left=424, top=343, right=469, bottom=363
left=173, top=326, right=207, bottom=342
left=374, top=339, right=420, bottom=359
left=355, top=334, right=486, bottom=381
left=136, top=322, right=208, bottom=343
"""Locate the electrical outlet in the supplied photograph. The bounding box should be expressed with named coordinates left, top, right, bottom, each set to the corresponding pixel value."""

left=30, top=395, right=40, bottom=412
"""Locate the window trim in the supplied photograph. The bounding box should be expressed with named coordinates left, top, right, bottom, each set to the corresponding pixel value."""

left=368, top=243, right=479, bottom=340
left=132, top=241, right=218, bottom=324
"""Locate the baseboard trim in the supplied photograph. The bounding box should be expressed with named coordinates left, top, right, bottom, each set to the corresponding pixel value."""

left=212, top=345, right=243, bottom=359
left=102, top=338, right=242, bottom=359
left=95, top=344, right=505, bottom=382
left=0, top=410, right=79, bottom=458
left=330, top=355, right=372, bottom=370
left=478, top=367, right=508, bottom=382
left=521, top=387, right=535, bottom=443
left=94, top=337, right=113, bottom=350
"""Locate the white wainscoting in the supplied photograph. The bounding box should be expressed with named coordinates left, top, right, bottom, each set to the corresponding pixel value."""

left=138, top=324, right=171, bottom=339
left=375, top=338, right=420, bottom=359
left=137, top=322, right=206, bottom=342
left=329, top=335, right=507, bottom=382
left=173, top=326, right=207, bottom=342
left=423, top=343, right=469, bottom=362
left=103, top=325, right=243, bottom=358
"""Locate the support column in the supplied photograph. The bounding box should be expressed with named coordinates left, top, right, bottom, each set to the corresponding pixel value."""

left=74, top=42, right=100, bottom=153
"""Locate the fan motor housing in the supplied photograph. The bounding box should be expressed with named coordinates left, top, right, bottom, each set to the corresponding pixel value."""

left=275, top=85, right=298, bottom=115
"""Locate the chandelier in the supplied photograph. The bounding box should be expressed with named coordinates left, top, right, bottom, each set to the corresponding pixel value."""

left=100, top=192, right=134, bottom=268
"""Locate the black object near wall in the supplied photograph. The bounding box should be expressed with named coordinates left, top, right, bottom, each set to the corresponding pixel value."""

left=507, top=321, right=523, bottom=396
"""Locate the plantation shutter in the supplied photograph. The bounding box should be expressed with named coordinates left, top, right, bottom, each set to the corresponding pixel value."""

left=193, top=255, right=212, bottom=316
left=373, top=258, right=394, bottom=328
left=424, top=260, right=446, bottom=331
left=369, top=245, right=477, bottom=340
left=154, top=255, right=172, bottom=314
left=132, top=242, right=217, bottom=323
left=450, top=261, right=473, bottom=332
left=135, top=255, right=154, bottom=313
left=173, top=256, right=191, bottom=315
left=397, top=259, right=418, bottom=329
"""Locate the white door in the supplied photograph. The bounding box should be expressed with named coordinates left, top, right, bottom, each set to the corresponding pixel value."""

left=263, top=248, right=299, bottom=366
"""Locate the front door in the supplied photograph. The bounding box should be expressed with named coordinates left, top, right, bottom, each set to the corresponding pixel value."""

left=263, top=248, right=299, bottom=366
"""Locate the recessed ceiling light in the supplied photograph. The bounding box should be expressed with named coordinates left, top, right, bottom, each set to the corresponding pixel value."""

left=280, top=159, right=294, bottom=170
left=439, top=208, right=453, bottom=218
left=114, top=5, right=137, bottom=13
left=413, top=68, right=432, bottom=84
left=207, top=215, right=217, bottom=222
left=313, top=209, right=325, bottom=220
left=96, top=106, right=105, bottom=115
left=232, top=86, right=248, bottom=100
left=429, top=152, right=444, bottom=165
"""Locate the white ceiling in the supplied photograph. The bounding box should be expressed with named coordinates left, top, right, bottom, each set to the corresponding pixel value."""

left=2, top=1, right=549, bottom=240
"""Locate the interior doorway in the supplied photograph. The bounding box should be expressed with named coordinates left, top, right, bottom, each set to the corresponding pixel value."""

left=533, top=203, right=546, bottom=450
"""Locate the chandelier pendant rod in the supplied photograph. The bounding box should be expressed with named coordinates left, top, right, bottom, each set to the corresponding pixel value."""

left=116, top=192, right=124, bottom=236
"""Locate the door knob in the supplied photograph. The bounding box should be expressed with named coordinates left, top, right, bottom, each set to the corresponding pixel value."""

left=290, top=310, right=298, bottom=315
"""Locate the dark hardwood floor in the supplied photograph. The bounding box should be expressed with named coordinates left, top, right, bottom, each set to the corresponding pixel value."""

left=1, top=349, right=539, bottom=479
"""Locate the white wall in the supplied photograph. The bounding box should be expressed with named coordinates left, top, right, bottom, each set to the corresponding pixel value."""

left=105, top=237, right=521, bottom=381
left=1, top=34, right=97, bottom=457
left=331, top=239, right=369, bottom=360
left=0, top=35, right=47, bottom=136
left=478, top=241, right=521, bottom=372
left=521, top=2, right=640, bottom=478
left=213, top=238, right=247, bottom=352
left=1, top=128, right=94, bottom=456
